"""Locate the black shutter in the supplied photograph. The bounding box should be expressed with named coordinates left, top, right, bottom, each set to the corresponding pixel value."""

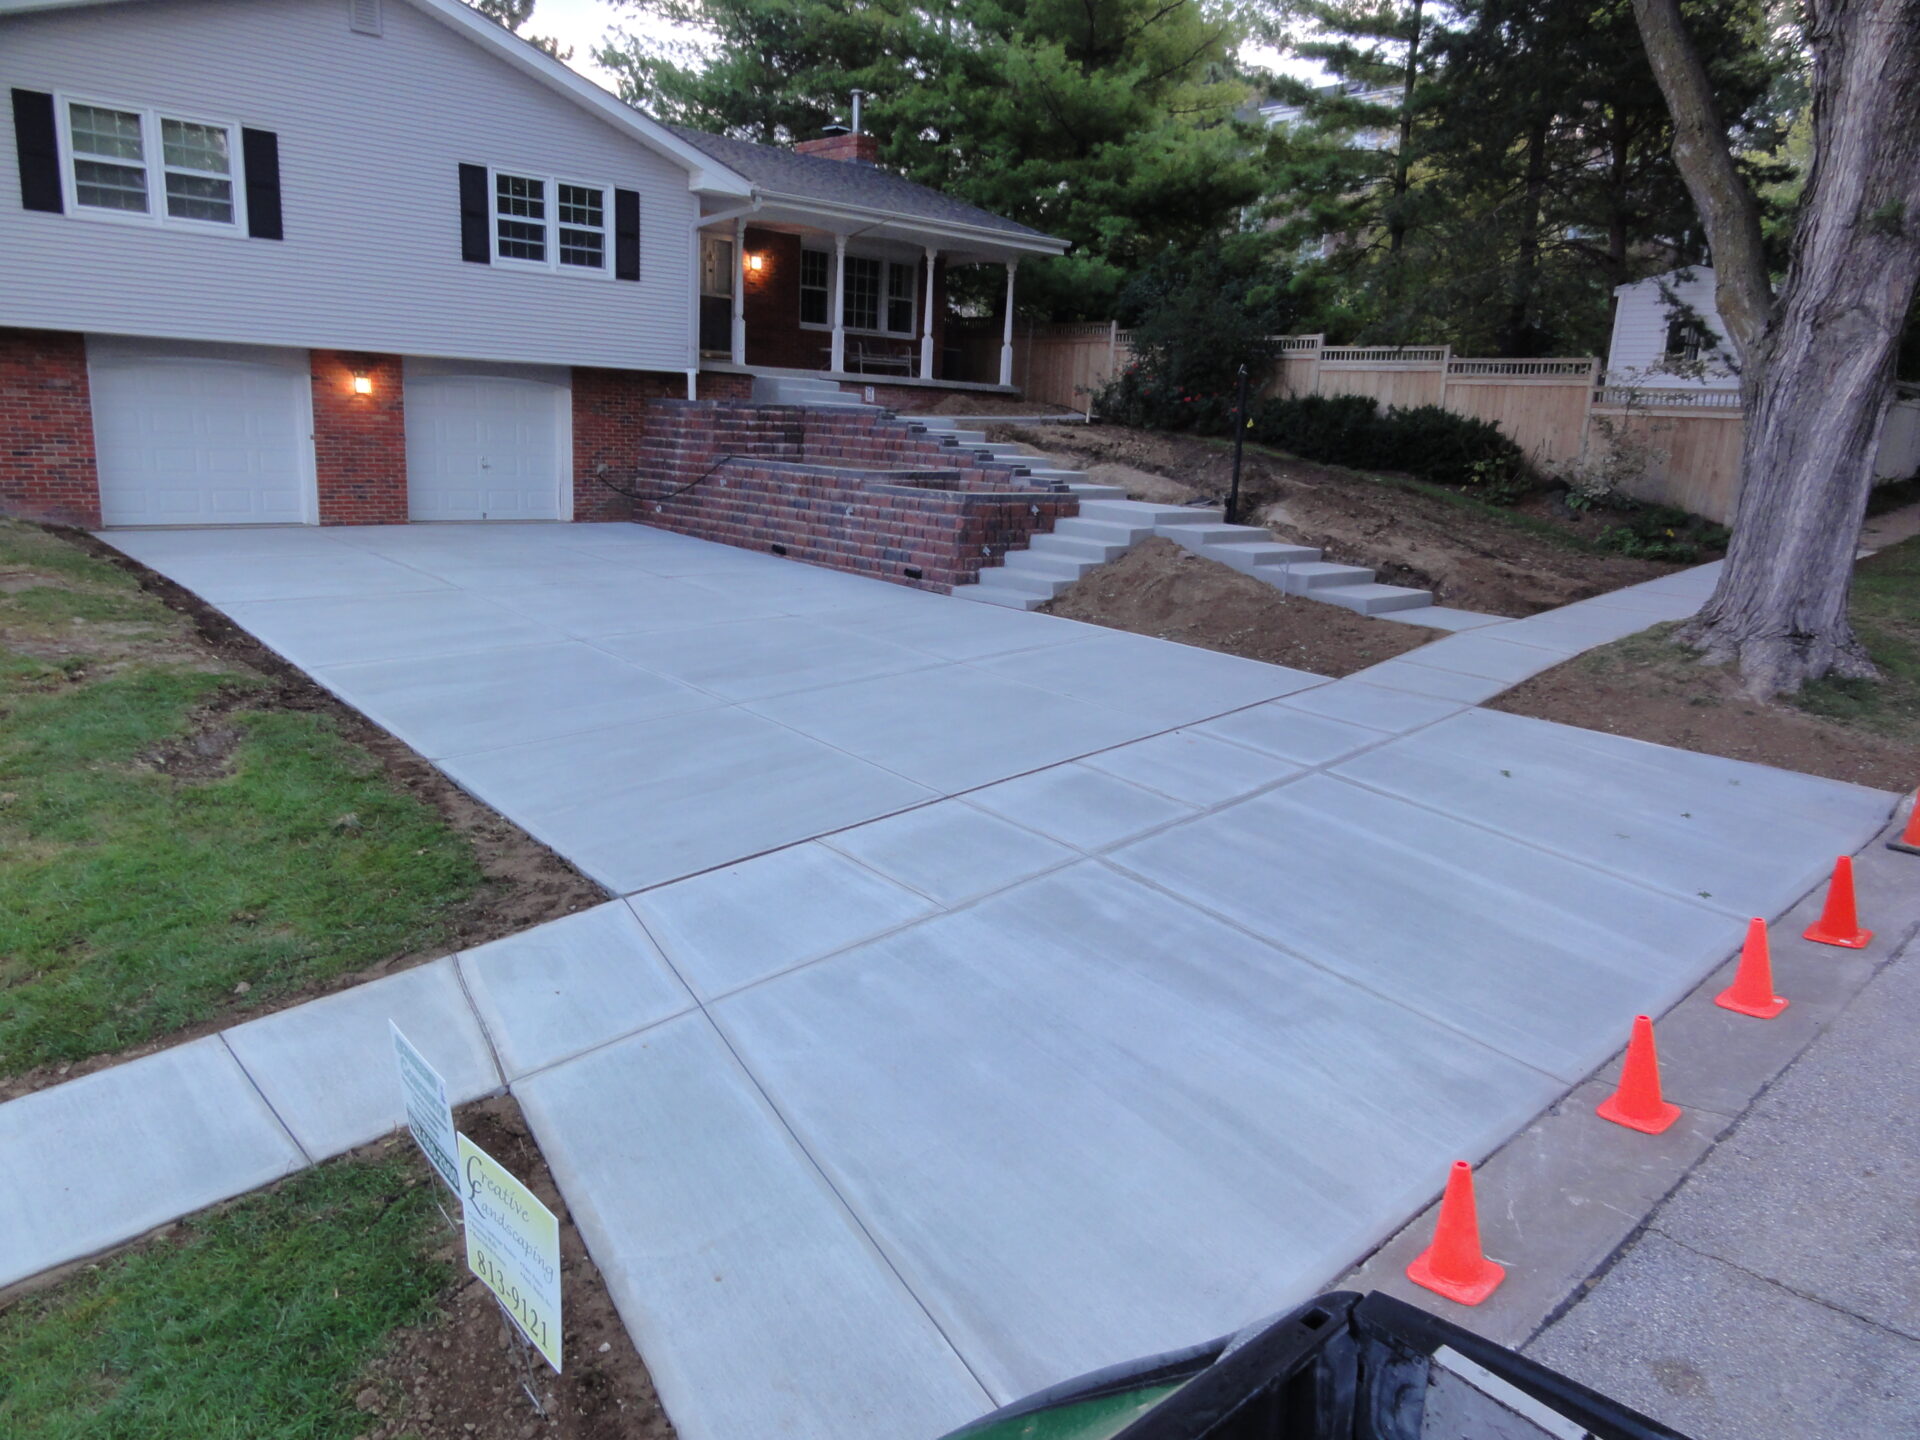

left=241, top=128, right=282, bottom=239
left=458, top=163, right=490, bottom=263
left=614, top=188, right=640, bottom=281
left=12, top=89, right=63, bottom=213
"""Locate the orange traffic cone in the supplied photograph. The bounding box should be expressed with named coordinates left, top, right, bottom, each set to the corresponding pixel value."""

left=1406, top=1161, right=1505, bottom=1306
left=1803, top=855, right=1873, bottom=949
left=1715, top=918, right=1788, bottom=1019
left=1596, top=1015, right=1682, bottom=1134
left=1889, top=791, right=1920, bottom=856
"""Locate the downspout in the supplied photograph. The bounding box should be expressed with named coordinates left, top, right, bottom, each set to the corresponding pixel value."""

left=688, top=196, right=763, bottom=397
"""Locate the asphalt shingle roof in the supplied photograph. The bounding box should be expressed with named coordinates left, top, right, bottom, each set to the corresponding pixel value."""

left=663, top=124, right=1057, bottom=243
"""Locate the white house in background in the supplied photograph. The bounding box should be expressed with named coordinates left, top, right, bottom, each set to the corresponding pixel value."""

left=1, top=0, right=1063, bottom=530
left=1606, top=267, right=1737, bottom=387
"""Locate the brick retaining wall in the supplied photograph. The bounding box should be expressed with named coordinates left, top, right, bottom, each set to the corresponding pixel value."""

left=620, top=399, right=1075, bottom=591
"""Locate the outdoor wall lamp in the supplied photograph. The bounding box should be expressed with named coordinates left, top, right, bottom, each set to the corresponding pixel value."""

left=746, top=252, right=765, bottom=273
left=351, top=370, right=374, bottom=396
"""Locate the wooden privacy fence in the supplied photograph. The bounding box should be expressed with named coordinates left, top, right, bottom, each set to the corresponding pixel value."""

left=1009, top=326, right=1920, bottom=524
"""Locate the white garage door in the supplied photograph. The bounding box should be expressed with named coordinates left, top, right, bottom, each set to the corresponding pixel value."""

left=404, top=360, right=569, bottom=522
left=89, top=339, right=313, bottom=526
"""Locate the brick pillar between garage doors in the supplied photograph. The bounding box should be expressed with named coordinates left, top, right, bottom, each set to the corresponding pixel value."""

left=0, top=328, right=101, bottom=527
left=311, top=352, right=407, bottom=525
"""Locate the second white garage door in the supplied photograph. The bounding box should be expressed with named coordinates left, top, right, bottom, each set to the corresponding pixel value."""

left=404, top=360, right=570, bottom=522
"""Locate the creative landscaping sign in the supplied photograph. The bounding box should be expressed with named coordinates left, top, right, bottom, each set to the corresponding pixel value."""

left=390, top=1022, right=460, bottom=1196
left=457, top=1132, right=564, bottom=1373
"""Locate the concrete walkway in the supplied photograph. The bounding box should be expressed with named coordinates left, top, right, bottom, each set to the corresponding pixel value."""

left=2, top=523, right=1897, bottom=1440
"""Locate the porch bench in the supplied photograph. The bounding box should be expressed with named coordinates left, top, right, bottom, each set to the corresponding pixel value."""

left=849, top=341, right=914, bottom=376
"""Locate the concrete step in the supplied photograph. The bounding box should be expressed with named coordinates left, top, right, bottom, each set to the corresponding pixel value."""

left=1030, top=532, right=1130, bottom=563
left=1025, top=468, right=1090, bottom=485
left=1315, top=582, right=1435, bottom=615
left=1078, top=499, right=1221, bottom=527
left=1002, top=550, right=1092, bottom=583
left=1055, top=517, right=1155, bottom=546
left=956, top=580, right=1045, bottom=609
left=1059, top=483, right=1128, bottom=500
left=1283, top=561, right=1377, bottom=593
left=1208, top=542, right=1322, bottom=575
left=964, top=569, right=1060, bottom=607
left=1171, top=523, right=1273, bottom=548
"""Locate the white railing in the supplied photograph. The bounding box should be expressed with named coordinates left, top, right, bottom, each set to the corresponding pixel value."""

left=1448, top=358, right=1595, bottom=379
left=1321, top=346, right=1449, bottom=364
left=1592, top=384, right=1743, bottom=411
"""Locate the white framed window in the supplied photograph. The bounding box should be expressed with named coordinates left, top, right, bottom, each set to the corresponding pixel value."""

left=491, top=168, right=610, bottom=276
left=800, top=249, right=918, bottom=335
left=799, top=249, right=830, bottom=326
left=58, top=96, right=245, bottom=232
left=886, top=260, right=916, bottom=334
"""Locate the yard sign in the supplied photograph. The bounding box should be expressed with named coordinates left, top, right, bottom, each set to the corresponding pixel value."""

left=389, top=1021, right=461, bottom=1195
left=456, top=1132, right=564, bottom=1374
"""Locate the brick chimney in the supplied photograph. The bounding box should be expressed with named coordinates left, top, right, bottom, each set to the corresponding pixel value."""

left=795, top=131, right=880, bottom=165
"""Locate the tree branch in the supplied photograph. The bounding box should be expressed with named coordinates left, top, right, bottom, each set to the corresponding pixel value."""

left=1629, top=0, right=1774, bottom=364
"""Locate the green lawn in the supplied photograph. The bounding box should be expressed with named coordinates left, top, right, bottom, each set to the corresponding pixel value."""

left=0, top=522, right=484, bottom=1077
left=0, top=1150, right=451, bottom=1439
left=1793, top=532, right=1920, bottom=736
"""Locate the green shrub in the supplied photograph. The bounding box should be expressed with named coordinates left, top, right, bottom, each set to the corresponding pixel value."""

left=1241, top=393, right=1526, bottom=493
left=1594, top=504, right=1732, bottom=562
left=1248, top=394, right=1384, bottom=462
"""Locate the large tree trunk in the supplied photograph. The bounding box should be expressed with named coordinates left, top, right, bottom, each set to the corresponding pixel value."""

left=1387, top=0, right=1424, bottom=255
left=1634, top=0, right=1920, bottom=697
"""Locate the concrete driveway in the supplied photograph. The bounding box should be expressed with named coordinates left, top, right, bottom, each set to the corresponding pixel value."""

left=103, top=522, right=1896, bottom=1440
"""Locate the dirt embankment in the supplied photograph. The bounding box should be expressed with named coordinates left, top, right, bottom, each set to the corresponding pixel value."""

left=1042, top=538, right=1432, bottom=676
left=1001, top=424, right=1685, bottom=617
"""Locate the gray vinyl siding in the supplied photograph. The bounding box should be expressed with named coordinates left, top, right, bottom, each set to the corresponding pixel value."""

left=0, top=0, right=697, bottom=371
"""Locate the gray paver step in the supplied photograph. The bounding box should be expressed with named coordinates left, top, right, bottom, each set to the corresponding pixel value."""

left=1054, top=517, right=1155, bottom=546
left=1316, top=582, right=1436, bottom=615
left=1001, top=550, right=1091, bottom=583
left=1283, top=561, right=1377, bottom=593
left=1030, top=532, right=1129, bottom=563
left=1078, top=499, right=1221, bottom=527
left=1209, top=542, right=1322, bottom=575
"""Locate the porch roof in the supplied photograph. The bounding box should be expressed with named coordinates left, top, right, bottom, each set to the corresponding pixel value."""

left=670, top=126, right=1070, bottom=260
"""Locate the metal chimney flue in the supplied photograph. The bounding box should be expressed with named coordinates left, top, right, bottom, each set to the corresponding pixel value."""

left=850, top=89, right=866, bottom=134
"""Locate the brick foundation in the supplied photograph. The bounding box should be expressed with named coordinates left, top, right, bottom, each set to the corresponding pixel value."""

left=622, top=399, right=1076, bottom=591
left=0, top=328, right=101, bottom=527
left=311, top=352, right=407, bottom=525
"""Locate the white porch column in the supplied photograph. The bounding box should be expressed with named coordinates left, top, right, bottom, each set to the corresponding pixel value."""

left=830, top=234, right=848, bottom=375
left=730, top=218, right=746, bottom=366
left=998, top=259, right=1018, bottom=388
left=920, top=247, right=938, bottom=380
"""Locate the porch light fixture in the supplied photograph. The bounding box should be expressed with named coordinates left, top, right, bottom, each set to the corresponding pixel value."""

left=746, top=252, right=765, bottom=273
left=351, top=370, right=374, bottom=396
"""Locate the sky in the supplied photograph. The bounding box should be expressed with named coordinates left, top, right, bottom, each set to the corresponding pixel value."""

left=529, top=0, right=1313, bottom=97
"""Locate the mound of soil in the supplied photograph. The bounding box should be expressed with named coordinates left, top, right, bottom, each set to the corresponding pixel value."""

left=354, top=1096, right=673, bottom=1440
left=1001, top=424, right=1687, bottom=617
left=1042, top=538, right=1432, bottom=676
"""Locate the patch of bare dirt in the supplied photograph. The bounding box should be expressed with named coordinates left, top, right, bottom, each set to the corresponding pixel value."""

left=354, top=1096, right=673, bottom=1440
left=1001, top=424, right=1688, bottom=617
left=1042, top=538, right=1433, bottom=676
left=0, top=532, right=607, bottom=1103
left=1493, top=628, right=1920, bottom=793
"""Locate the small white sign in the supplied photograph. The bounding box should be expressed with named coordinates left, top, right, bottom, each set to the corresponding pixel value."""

left=390, top=1021, right=461, bottom=1196
left=457, top=1132, right=564, bottom=1373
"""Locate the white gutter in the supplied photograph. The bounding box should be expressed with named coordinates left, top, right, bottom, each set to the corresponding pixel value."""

left=750, top=190, right=1070, bottom=256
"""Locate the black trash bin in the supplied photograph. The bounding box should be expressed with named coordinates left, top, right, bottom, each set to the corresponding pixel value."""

left=937, top=1290, right=1687, bottom=1440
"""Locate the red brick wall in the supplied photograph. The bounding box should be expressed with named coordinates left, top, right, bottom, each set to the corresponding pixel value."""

left=743, top=230, right=826, bottom=372
left=627, top=399, right=1075, bottom=590
left=311, top=352, right=406, bottom=525
left=793, top=133, right=881, bottom=164
left=0, top=329, right=100, bottom=527
left=574, top=368, right=682, bottom=521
